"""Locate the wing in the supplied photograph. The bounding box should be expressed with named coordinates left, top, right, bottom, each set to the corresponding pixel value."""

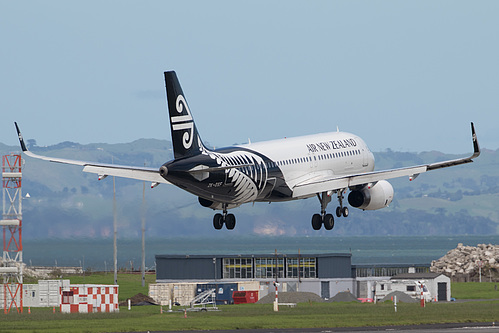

left=14, top=123, right=170, bottom=186
left=292, top=122, right=480, bottom=198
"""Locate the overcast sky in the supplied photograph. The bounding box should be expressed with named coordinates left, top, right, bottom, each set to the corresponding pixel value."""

left=1, top=1, right=498, bottom=154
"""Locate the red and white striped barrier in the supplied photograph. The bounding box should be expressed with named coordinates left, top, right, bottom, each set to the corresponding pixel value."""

left=60, top=285, right=119, bottom=313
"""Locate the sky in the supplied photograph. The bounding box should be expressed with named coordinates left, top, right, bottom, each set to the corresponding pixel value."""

left=1, top=1, right=498, bottom=154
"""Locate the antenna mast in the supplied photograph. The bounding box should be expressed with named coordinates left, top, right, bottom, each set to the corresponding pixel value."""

left=1, top=153, right=24, bottom=313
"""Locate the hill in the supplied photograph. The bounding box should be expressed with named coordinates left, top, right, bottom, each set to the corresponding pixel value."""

left=1, top=140, right=498, bottom=238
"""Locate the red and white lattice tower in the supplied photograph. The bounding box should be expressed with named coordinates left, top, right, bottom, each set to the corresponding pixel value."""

left=1, top=153, right=23, bottom=313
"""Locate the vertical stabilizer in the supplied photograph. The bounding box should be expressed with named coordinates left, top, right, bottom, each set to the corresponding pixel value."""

left=165, top=71, right=206, bottom=159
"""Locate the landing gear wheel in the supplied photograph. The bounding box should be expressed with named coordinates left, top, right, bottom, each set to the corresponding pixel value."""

left=311, top=214, right=322, bottom=230
left=336, top=206, right=342, bottom=218
left=213, top=213, right=223, bottom=230
left=225, top=214, right=236, bottom=230
left=342, top=207, right=349, bottom=217
left=324, top=214, right=334, bottom=230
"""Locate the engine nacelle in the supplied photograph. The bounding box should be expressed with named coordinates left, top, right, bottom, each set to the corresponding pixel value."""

left=199, top=197, right=218, bottom=209
left=198, top=197, right=240, bottom=210
left=347, top=180, right=394, bottom=210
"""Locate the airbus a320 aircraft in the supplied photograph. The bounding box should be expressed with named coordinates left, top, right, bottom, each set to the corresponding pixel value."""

left=15, top=71, right=480, bottom=231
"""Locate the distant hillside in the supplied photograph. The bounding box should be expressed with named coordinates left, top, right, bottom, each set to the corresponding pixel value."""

left=1, top=140, right=497, bottom=238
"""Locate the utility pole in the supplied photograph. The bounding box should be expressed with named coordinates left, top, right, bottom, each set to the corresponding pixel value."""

left=141, top=171, right=146, bottom=287
left=273, top=249, right=280, bottom=312
left=113, top=174, right=117, bottom=285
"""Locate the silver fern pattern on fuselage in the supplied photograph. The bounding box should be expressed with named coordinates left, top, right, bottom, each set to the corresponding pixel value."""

left=201, top=146, right=269, bottom=204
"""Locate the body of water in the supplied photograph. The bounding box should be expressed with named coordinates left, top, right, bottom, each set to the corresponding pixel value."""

left=22, top=235, right=499, bottom=271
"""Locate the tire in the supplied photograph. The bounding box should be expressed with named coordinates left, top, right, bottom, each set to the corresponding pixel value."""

left=311, top=214, right=322, bottom=230
left=213, top=213, right=223, bottom=230
left=225, top=214, right=236, bottom=230
left=336, top=206, right=342, bottom=218
left=342, top=207, right=349, bottom=218
left=324, top=214, right=334, bottom=230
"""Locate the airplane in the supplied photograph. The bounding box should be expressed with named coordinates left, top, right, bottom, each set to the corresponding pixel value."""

left=15, top=71, right=481, bottom=231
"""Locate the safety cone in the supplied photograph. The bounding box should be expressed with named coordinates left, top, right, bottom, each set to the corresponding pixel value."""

left=53, top=306, right=55, bottom=313
left=184, top=308, right=187, bottom=318
left=28, top=307, right=31, bottom=314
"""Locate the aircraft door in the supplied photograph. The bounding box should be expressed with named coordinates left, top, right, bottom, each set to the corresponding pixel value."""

left=362, top=149, right=369, bottom=167
left=308, top=153, right=317, bottom=169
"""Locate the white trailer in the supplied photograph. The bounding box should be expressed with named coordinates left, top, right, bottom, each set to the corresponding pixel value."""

left=374, top=280, right=432, bottom=302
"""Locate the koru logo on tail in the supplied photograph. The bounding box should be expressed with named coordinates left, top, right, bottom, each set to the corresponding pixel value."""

left=171, top=95, right=194, bottom=149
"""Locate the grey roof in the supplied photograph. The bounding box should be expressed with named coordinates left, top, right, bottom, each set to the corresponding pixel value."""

left=155, top=253, right=351, bottom=259
left=391, top=272, right=446, bottom=280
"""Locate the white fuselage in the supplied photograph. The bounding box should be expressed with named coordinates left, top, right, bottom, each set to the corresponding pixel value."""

left=238, top=131, right=375, bottom=199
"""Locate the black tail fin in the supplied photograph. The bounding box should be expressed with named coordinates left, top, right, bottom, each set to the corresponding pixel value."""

left=164, top=71, right=206, bottom=159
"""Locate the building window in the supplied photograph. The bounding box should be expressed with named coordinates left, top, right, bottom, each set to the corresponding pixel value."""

left=62, top=291, right=74, bottom=304
left=286, top=257, right=316, bottom=278
left=255, top=258, right=284, bottom=279
left=223, top=258, right=253, bottom=279
left=355, top=265, right=430, bottom=277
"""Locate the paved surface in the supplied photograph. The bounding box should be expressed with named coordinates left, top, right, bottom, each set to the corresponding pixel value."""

left=131, top=322, right=499, bottom=333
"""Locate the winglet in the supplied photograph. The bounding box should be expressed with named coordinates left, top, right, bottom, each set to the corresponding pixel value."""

left=425, top=122, right=480, bottom=171
left=471, top=122, right=480, bottom=159
left=14, top=122, right=28, bottom=152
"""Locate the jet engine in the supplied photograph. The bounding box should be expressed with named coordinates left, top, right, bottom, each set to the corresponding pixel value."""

left=347, top=180, right=394, bottom=210
left=198, top=197, right=240, bottom=210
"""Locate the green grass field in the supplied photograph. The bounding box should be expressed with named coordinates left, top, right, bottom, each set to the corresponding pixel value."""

left=1, top=274, right=498, bottom=333
left=451, top=281, right=499, bottom=299
left=68, top=272, right=156, bottom=301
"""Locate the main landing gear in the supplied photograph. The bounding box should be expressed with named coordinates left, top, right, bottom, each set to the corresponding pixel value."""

left=213, top=204, right=236, bottom=230
left=311, top=190, right=349, bottom=231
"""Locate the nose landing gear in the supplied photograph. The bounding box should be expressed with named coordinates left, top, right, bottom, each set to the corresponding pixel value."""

left=311, top=190, right=349, bottom=230
left=336, top=191, right=349, bottom=218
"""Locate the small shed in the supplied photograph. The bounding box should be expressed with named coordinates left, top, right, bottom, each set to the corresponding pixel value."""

left=391, top=272, right=451, bottom=302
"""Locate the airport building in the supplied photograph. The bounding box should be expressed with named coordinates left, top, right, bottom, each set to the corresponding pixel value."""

left=153, top=253, right=433, bottom=304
